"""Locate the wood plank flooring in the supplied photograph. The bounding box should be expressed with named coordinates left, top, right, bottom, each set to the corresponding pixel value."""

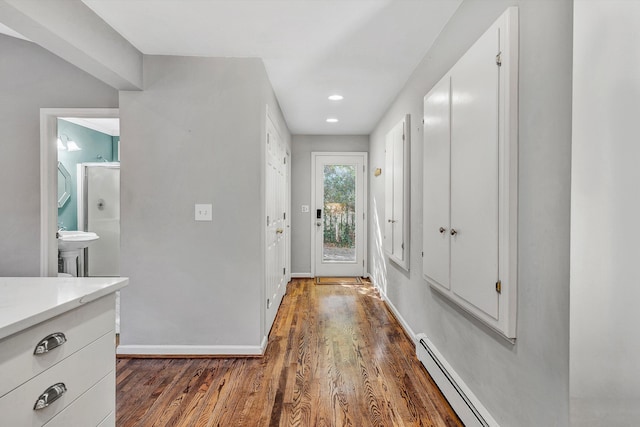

left=116, top=278, right=462, bottom=426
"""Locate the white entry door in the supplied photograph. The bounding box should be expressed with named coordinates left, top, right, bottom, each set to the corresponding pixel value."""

left=313, top=153, right=367, bottom=277
left=265, top=113, right=287, bottom=330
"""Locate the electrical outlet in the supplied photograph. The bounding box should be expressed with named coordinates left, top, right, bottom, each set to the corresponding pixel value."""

left=195, top=204, right=212, bottom=221
left=301, top=205, right=309, bottom=213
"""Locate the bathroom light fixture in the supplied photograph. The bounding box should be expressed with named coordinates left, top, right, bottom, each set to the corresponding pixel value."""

left=57, top=134, right=82, bottom=152
left=66, top=141, right=81, bottom=151
left=328, top=94, right=344, bottom=101
left=326, top=118, right=339, bottom=123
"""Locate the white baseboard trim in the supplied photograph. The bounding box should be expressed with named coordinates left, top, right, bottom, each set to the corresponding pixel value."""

left=416, top=334, right=498, bottom=426
left=292, top=272, right=312, bottom=278
left=117, top=343, right=266, bottom=356
left=369, top=274, right=416, bottom=343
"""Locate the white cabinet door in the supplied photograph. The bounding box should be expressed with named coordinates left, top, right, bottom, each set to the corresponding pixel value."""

left=384, top=116, right=409, bottom=269
left=450, top=24, right=500, bottom=319
left=423, top=76, right=451, bottom=290
left=422, top=7, right=518, bottom=339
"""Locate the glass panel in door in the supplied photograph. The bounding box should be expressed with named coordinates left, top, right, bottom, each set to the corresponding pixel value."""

left=322, top=165, right=357, bottom=263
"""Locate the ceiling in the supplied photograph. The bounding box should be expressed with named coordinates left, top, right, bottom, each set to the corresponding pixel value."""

left=3, top=1, right=462, bottom=135
left=82, top=0, right=461, bottom=135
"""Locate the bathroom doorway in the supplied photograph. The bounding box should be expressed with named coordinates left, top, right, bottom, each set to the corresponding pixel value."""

left=40, top=108, right=122, bottom=333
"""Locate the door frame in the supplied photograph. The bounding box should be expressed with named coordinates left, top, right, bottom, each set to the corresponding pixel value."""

left=40, top=108, right=119, bottom=277
left=310, top=152, right=368, bottom=277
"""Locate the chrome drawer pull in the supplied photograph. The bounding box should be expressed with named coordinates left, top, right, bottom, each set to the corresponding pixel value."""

left=33, top=383, right=67, bottom=410
left=34, top=332, right=67, bottom=355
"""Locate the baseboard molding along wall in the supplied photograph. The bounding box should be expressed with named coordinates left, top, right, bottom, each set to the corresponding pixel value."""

left=117, top=336, right=268, bottom=357
left=369, top=273, right=496, bottom=426
left=291, top=273, right=312, bottom=278
left=369, top=273, right=417, bottom=342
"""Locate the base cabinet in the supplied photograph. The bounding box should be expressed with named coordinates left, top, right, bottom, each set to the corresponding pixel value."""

left=0, top=294, right=117, bottom=427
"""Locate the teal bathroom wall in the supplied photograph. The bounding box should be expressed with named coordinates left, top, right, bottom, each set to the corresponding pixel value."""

left=57, top=119, right=117, bottom=231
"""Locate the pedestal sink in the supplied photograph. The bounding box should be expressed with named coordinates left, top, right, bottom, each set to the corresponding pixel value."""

left=57, top=231, right=99, bottom=277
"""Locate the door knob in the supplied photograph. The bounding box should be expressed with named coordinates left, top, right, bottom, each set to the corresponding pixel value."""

left=439, top=227, right=446, bottom=234
left=450, top=228, right=458, bottom=236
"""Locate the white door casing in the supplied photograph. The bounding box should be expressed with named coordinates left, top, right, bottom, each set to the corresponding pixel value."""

left=312, top=152, right=367, bottom=277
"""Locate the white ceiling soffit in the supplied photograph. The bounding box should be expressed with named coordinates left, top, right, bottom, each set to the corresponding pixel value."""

left=82, top=0, right=462, bottom=135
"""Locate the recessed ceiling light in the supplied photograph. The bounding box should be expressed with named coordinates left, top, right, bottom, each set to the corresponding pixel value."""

left=328, top=94, right=344, bottom=101
left=326, top=118, right=339, bottom=123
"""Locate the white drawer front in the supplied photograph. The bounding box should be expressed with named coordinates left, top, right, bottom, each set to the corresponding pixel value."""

left=44, top=371, right=114, bottom=427
left=0, top=294, right=115, bottom=398
left=0, top=331, right=114, bottom=426
left=97, top=411, right=115, bottom=427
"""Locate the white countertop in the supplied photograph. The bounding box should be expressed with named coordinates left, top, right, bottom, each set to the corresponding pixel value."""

left=0, top=277, right=128, bottom=341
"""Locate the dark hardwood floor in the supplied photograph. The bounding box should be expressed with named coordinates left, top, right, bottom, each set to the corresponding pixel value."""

left=116, top=278, right=462, bottom=426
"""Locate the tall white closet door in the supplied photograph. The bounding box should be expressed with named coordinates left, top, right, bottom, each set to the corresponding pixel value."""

left=391, top=123, right=404, bottom=259
left=384, top=118, right=407, bottom=264
left=384, top=134, right=395, bottom=255
left=423, top=76, right=451, bottom=290
left=450, top=26, right=500, bottom=318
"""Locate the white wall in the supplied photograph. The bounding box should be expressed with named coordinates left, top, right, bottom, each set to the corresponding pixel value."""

left=119, top=55, right=289, bottom=353
left=570, top=2, right=640, bottom=425
left=0, top=35, right=118, bottom=276
left=368, top=1, right=572, bottom=425
left=290, top=135, right=369, bottom=275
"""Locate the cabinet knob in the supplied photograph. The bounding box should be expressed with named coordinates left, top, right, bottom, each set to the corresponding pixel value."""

left=388, top=219, right=397, bottom=223
left=450, top=228, right=458, bottom=236
left=439, top=227, right=446, bottom=234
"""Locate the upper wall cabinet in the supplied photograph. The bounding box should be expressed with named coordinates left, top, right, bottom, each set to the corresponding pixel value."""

left=384, top=115, right=410, bottom=270
left=423, top=8, right=518, bottom=339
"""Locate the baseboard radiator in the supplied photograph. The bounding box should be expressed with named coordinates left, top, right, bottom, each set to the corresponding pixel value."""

left=416, top=333, right=497, bottom=427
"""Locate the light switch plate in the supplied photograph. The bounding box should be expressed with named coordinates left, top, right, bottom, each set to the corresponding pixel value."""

left=195, top=204, right=212, bottom=221
left=301, top=205, right=309, bottom=213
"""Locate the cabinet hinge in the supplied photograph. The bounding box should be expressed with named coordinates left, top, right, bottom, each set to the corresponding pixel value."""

left=283, top=157, right=286, bottom=164
left=283, top=212, right=286, bottom=220
left=496, top=280, right=502, bottom=293
left=283, top=267, right=286, bottom=275
left=267, top=215, right=270, bottom=226
left=402, top=132, right=405, bottom=142
left=401, top=243, right=404, bottom=250
left=362, top=260, right=365, bottom=267
left=496, top=51, right=502, bottom=67
left=267, top=298, right=271, bottom=308
left=421, top=251, right=424, bottom=257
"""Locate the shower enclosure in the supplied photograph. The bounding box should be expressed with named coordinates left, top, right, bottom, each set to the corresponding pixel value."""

left=77, top=162, right=120, bottom=277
